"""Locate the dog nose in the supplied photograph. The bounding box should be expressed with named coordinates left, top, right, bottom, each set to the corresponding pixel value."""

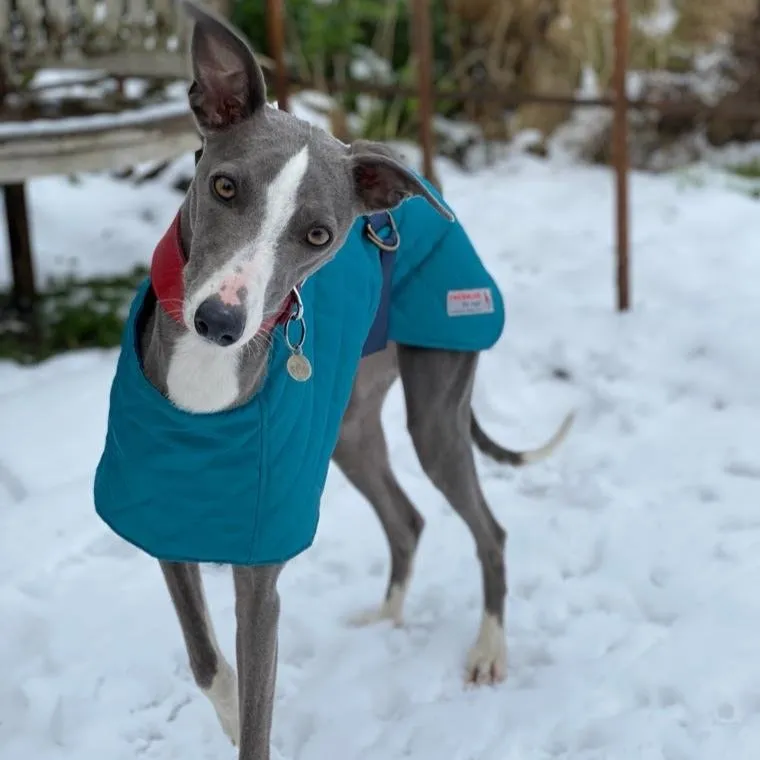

left=193, top=296, right=246, bottom=347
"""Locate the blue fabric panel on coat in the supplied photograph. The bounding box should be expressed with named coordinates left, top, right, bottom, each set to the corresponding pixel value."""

left=93, top=223, right=382, bottom=566
left=361, top=212, right=397, bottom=357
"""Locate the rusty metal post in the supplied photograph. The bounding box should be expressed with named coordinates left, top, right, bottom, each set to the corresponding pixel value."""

left=612, top=0, right=630, bottom=311
left=410, top=0, right=437, bottom=185
left=265, top=0, right=289, bottom=112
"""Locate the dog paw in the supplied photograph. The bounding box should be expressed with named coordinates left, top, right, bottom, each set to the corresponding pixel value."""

left=203, top=662, right=240, bottom=746
left=345, top=585, right=406, bottom=628
left=465, top=613, right=507, bottom=686
left=219, top=708, right=240, bottom=747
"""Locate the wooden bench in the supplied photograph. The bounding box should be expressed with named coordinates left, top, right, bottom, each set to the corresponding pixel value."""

left=0, top=0, right=234, bottom=318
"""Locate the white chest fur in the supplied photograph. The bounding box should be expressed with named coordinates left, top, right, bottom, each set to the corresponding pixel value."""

left=166, top=332, right=240, bottom=413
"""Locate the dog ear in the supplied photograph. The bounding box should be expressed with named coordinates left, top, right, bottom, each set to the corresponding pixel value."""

left=349, top=141, right=455, bottom=221
left=182, top=0, right=267, bottom=133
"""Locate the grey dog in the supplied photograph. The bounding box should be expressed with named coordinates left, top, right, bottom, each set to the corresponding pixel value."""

left=138, top=2, right=574, bottom=757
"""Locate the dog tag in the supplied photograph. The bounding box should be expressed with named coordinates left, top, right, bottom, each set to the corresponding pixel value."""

left=287, top=352, right=312, bottom=382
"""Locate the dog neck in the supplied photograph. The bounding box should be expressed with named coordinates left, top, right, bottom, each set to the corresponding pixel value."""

left=138, top=201, right=276, bottom=415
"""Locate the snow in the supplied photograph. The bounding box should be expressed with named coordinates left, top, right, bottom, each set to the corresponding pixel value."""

left=0, top=100, right=190, bottom=139
left=2, top=150, right=760, bottom=760
left=0, top=67, right=191, bottom=139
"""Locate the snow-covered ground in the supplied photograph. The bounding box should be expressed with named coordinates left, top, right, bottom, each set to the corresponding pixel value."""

left=1, top=151, right=759, bottom=760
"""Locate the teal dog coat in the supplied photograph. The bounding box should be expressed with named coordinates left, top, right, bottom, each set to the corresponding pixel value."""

left=386, top=189, right=505, bottom=351
left=94, top=178, right=505, bottom=566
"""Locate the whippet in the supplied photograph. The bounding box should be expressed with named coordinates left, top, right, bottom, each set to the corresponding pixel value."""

left=104, top=3, right=573, bottom=757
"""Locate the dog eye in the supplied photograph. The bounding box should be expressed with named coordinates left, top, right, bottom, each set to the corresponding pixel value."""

left=212, top=175, right=236, bottom=201
left=306, top=226, right=331, bottom=247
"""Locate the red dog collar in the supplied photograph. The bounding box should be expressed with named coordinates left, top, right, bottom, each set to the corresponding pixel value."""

left=150, top=214, right=296, bottom=333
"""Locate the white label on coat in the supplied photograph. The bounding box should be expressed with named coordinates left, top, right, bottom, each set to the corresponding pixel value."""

left=446, top=288, right=495, bottom=316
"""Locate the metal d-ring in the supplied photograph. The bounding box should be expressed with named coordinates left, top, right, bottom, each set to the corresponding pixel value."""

left=365, top=213, right=400, bottom=252
left=284, top=286, right=306, bottom=353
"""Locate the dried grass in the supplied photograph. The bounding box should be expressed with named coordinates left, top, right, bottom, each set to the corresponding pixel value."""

left=445, top=0, right=756, bottom=138
left=673, top=0, right=754, bottom=47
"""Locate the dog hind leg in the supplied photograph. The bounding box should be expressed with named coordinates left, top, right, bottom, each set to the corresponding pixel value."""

left=397, top=345, right=508, bottom=685
left=333, top=345, right=424, bottom=627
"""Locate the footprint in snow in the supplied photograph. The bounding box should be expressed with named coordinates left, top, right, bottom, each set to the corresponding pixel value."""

left=724, top=460, right=760, bottom=480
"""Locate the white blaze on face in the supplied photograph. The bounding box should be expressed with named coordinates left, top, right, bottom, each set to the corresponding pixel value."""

left=240, top=144, right=311, bottom=336
left=169, top=145, right=311, bottom=414
left=184, top=144, right=311, bottom=344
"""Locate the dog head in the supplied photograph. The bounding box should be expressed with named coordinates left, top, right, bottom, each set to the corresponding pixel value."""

left=178, top=0, right=453, bottom=348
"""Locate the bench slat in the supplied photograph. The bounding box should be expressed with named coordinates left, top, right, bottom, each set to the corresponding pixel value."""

left=0, top=0, right=238, bottom=182
left=43, top=0, right=73, bottom=31
left=43, top=0, right=73, bottom=58
left=123, top=0, right=149, bottom=50
left=14, top=52, right=189, bottom=79
left=0, top=112, right=201, bottom=182
left=153, top=0, right=176, bottom=33
left=16, top=0, right=45, bottom=60
left=156, top=0, right=189, bottom=56
left=4, top=0, right=237, bottom=74
left=75, top=0, right=97, bottom=22
left=100, top=0, right=125, bottom=37
left=0, top=0, right=7, bottom=97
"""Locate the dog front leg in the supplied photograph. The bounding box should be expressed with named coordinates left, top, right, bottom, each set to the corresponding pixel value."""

left=232, top=564, right=283, bottom=760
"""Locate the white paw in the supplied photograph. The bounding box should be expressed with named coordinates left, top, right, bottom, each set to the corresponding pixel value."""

left=346, top=584, right=406, bottom=628
left=465, top=613, right=507, bottom=686
left=217, top=702, right=240, bottom=747
left=203, top=661, right=240, bottom=746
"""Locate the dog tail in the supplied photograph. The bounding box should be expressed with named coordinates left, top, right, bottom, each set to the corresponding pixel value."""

left=470, top=410, right=575, bottom=466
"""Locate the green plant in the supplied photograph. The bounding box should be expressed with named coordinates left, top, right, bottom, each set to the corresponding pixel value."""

left=233, top=0, right=389, bottom=81
left=232, top=0, right=453, bottom=87
left=726, top=158, right=760, bottom=178
left=0, top=267, right=148, bottom=364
